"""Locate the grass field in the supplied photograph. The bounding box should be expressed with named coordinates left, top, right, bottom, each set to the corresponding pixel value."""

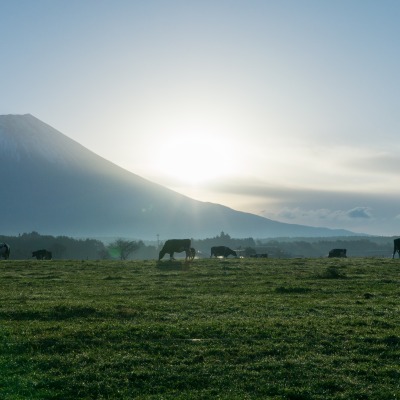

left=0, top=257, right=399, bottom=399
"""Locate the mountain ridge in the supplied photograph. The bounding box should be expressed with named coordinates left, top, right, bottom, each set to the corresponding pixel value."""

left=0, top=114, right=359, bottom=239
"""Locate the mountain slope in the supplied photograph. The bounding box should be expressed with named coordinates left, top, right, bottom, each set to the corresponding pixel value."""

left=0, top=114, right=357, bottom=239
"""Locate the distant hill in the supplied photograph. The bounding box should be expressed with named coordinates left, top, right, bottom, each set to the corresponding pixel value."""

left=0, top=114, right=358, bottom=239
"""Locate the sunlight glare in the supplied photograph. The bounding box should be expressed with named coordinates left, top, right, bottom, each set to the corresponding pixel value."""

left=155, top=129, right=237, bottom=185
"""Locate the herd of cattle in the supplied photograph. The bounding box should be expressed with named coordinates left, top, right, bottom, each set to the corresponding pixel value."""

left=0, top=244, right=52, bottom=260
left=157, top=238, right=400, bottom=261
left=157, top=239, right=239, bottom=261
left=2, top=238, right=400, bottom=261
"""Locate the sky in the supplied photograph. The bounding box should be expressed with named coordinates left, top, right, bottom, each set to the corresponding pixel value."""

left=1, top=0, right=399, bottom=236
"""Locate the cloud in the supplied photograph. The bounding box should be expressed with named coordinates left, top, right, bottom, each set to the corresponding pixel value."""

left=164, top=175, right=400, bottom=235
left=346, top=207, right=372, bottom=219
left=275, top=207, right=373, bottom=223
left=342, top=152, right=400, bottom=176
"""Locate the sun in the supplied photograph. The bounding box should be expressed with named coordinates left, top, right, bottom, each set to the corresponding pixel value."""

left=155, top=132, right=236, bottom=185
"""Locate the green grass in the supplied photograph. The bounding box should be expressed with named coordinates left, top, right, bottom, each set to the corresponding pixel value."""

left=0, top=258, right=399, bottom=399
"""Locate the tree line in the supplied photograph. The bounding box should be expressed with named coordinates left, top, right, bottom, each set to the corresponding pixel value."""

left=0, top=231, right=396, bottom=260
left=0, top=232, right=149, bottom=260
left=193, top=232, right=396, bottom=258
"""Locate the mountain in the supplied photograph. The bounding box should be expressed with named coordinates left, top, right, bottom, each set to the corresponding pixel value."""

left=0, top=114, right=357, bottom=239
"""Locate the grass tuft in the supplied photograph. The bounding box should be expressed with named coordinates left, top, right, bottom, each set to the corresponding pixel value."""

left=318, top=266, right=347, bottom=279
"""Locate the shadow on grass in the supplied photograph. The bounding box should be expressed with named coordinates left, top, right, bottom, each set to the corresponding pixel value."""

left=316, top=266, right=347, bottom=279
left=155, top=260, right=191, bottom=270
left=0, top=305, right=104, bottom=321
left=275, top=287, right=312, bottom=294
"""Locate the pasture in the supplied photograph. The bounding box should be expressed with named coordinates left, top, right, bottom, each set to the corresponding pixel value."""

left=0, top=258, right=399, bottom=399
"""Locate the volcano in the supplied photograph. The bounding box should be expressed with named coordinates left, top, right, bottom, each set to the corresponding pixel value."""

left=0, top=114, right=356, bottom=239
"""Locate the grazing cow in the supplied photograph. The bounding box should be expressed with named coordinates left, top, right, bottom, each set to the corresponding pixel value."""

left=392, top=238, right=400, bottom=259
left=158, top=239, right=192, bottom=261
left=210, top=246, right=237, bottom=258
left=189, top=247, right=196, bottom=261
left=328, top=249, right=347, bottom=258
left=0, top=243, right=10, bottom=260
left=32, top=249, right=52, bottom=260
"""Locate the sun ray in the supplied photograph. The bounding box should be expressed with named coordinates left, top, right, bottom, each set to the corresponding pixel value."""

left=155, top=131, right=237, bottom=185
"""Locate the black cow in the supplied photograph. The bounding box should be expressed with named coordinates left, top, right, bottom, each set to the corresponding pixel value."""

left=32, top=249, right=52, bottom=260
left=189, top=247, right=196, bottom=261
left=328, top=249, right=347, bottom=258
left=0, top=243, right=10, bottom=260
left=393, top=238, right=400, bottom=259
left=158, top=239, right=192, bottom=261
left=210, top=246, right=237, bottom=258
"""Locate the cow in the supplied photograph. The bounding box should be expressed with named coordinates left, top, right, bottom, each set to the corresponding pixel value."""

left=0, top=243, right=10, bottom=260
left=328, top=249, right=347, bottom=258
left=392, top=238, right=400, bottom=259
left=158, top=239, right=192, bottom=261
left=210, top=246, right=237, bottom=258
left=32, top=249, right=52, bottom=260
left=189, top=247, right=196, bottom=261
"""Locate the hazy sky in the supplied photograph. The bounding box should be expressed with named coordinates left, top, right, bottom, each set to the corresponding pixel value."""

left=1, top=0, right=400, bottom=236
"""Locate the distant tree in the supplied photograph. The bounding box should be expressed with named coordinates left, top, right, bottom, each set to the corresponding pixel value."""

left=107, top=239, right=144, bottom=260
left=219, top=231, right=231, bottom=240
